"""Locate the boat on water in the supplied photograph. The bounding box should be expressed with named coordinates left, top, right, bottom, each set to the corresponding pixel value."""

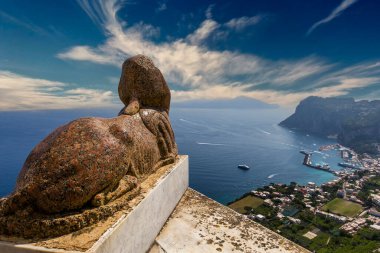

left=316, top=163, right=331, bottom=171
left=338, top=162, right=361, bottom=169
left=238, top=164, right=250, bottom=170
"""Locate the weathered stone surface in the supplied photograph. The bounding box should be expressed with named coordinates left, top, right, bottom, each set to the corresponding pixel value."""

left=150, top=189, right=310, bottom=253
left=118, top=55, right=171, bottom=115
left=0, top=55, right=178, bottom=239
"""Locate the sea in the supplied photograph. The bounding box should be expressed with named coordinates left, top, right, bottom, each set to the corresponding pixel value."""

left=0, top=107, right=346, bottom=204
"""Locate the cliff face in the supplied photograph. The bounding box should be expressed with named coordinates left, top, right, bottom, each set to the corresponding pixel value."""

left=280, top=96, right=380, bottom=155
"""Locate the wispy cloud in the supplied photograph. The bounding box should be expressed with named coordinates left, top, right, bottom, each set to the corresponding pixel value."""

left=225, top=15, right=262, bottom=31
left=58, top=46, right=116, bottom=64
left=0, top=70, right=115, bottom=110
left=172, top=75, right=379, bottom=106
left=56, top=0, right=380, bottom=107
left=186, top=19, right=220, bottom=45
left=307, top=0, right=358, bottom=35
left=0, top=10, right=48, bottom=36
left=0, top=10, right=63, bottom=38
left=205, top=4, right=215, bottom=19
left=155, top=1, right=167, bottom=12
left=58, top=2, right=328, bottom=87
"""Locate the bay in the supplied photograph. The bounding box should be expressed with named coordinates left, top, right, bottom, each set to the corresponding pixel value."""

left=0, top=107, right=345, bottom=204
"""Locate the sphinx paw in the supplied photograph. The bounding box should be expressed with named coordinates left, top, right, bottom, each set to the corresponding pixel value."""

left=91, top=194, right=105, bottom=207
left=119, top=98, right=140, bottom=116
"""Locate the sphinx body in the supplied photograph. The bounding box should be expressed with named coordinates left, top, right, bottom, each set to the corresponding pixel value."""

left=0, top=55, right=178, bottom=238
left=1, top=110, right=176, bottom=216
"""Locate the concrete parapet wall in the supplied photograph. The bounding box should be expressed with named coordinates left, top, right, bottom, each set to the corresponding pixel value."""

left=90, top=155, right=189, bottom=253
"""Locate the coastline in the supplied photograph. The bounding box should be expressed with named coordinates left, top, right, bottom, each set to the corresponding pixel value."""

left=227, top=143, right=380, bottom=252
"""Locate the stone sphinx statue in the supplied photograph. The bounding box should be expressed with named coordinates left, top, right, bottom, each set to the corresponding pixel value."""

left=0, top=55, right=178, bottom=239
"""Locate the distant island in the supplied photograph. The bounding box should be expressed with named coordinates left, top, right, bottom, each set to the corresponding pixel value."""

left=172, top=96, right=278, bottom=109
left=280, top=96, right=380, bottom=156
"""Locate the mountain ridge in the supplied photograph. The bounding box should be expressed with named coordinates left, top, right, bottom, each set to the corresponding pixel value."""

left=280, top=96, right=380, bottom=155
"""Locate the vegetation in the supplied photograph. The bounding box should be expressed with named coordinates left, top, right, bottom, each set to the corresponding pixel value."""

left=321, top=182, right=343, bottom=199
left=357, top=175, right=380, bottom=205
left=251, top=203, right=276, bottom=218
left=228, top=180, right=380, bottom=252
left=321, top=198, right=363, bottom=217
left=228, top=195, right=264, bottom=214
left=308, top=228, right=380, bottom=253
left=277, top=211, right=380, bottom=253
left=369, top=176, right=380, bottom=186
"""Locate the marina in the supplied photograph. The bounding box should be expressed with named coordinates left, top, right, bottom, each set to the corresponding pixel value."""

left=300, top=151, right=333, bottom=173
left=300, top=145, right=365, bottom=177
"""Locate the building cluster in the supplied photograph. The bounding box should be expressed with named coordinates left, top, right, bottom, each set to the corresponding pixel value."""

left=251, top=185, right=295, bottom=213
left=361, top=154, right=380, bottom=172
left=340, top=208, right=380, bottom=234
left=316, top=210, right=347, bottom=223
left=299, top=182, right=329, bottom=210
left=340, top=218, right=367, bottom=234
left=368, top=210, right=380, bottom=231
left=372, top=193, right=380, bottom=207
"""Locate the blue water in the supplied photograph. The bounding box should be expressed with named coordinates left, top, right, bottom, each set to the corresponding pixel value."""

left=0, top=108, right=345, bottom=204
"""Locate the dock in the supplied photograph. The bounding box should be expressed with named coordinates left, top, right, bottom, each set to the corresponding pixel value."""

left=299, top=151, right=334, bottom=174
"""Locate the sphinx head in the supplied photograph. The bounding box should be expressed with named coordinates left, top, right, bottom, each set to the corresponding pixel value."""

left=118, top=55, right=171, bottom=116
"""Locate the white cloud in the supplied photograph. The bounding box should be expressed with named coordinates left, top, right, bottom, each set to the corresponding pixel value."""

left=58, top=46, right=116, bottom=64
left=65, top=88, right=114, bottom=103
left=205, top=4, right=215, bottom=19
left=266, top=57, right=333, bottom=85
left=172, top=76, right=380, bottom=106
left=155, top=1, right=167, bottom=12
left=58, top=1, right=330, bottom=87
left=0, top=70, right=115, bottom=110
left=225, top=15, right=262, bottom=31
left=186, top=19, right=220, bottom=45
left=307, top=0, right=358, bottom=35
left=57, top=0, right=380, bottom=107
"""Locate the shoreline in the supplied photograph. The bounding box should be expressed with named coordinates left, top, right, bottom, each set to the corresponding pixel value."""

left=227, top=145, right=380, bottom=252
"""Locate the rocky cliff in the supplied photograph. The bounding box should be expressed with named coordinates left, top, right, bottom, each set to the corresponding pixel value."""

left=280, top=96, right=380, bottom=155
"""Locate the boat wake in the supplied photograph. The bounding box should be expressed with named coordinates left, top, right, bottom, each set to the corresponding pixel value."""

left=279, top=142, right=298, bottom=149
left=197, top=142, right=226, bottom=146
left=179, top=118, right=201, bottom=126
left=268, top=173, right=279, bottom=179
left=258, top=128, right=271, bottom=135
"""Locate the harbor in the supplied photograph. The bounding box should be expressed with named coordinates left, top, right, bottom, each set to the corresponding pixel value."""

left=300, top=151, right=334, bottom=174
left=300, top=144, right=365, bottom=177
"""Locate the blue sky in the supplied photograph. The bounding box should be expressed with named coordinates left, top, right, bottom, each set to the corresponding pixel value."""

left=0, top=0, right=379, bottom=110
